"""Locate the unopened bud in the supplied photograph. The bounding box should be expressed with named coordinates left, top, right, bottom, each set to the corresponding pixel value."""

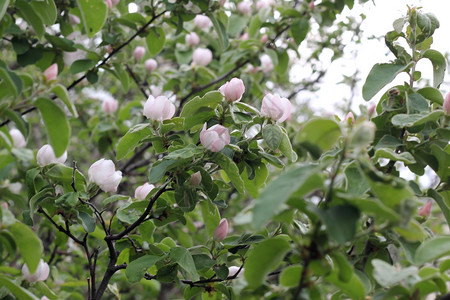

left=444, top=92, right=450, bottom=115
left=133, top=46, right=145, bottom=60
left=134, top=182, right=155, bottom=200
left=144, top=58, right=158, bottom=72
left=22, top=259, right=49, bottom=282
left=43, top=63, right=58, bottom=82
left=190, top=171, right=202, bottom=186
left=418, top=201, right=432, bottom=218
left=344, top=112, right=355, bottom=125
left=213, top=218, right=228, bottom=241
left=228, top=266, right=244, bottom=277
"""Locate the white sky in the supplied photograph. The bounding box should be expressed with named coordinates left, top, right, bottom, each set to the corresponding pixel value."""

left=295, top=0, right=450, bottom=117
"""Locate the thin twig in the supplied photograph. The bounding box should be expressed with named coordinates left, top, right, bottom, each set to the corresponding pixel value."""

left=125, top=63, right=148, bottom=99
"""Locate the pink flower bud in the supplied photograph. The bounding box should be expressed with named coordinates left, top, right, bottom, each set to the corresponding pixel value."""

left=419, top=201, right=432, bottom=218
left=88, top=159, right=122, bottom=193
left=368, top=104, right=376, bottom=116
left=1, top=202, right=8, bottom=209
left=192, top=48, right=213, bottom=66
left=101, top=97, right=118, bottom=114
left=246, top=64, right=260, bottom=74
left=219, top=77, right=245, bottom=102
left=344, top=112, right=355, bottom=125
left=240, top=33, right=249, bottom=41
left=9, top=128, right=26, bottom=148
left=22, top=259, right=49, bottom=282
left=143, top=95, right=175, bottom=121
left=261, top=34, right=268, bottom=43
left=256, top=0, right=274, bottom=11
left=228, top=266, right=244, bottom=277
left=260, top=54, right=273, bottom=73
left=43, top=63, right=58, bottom=82
left=444, top=92, right=450, bottom=115
left=200, top=123, right=230, bottom=152
left=185, top=32, right=200, bottom=46
left=213, top=218, right=228, bottom=241
left=261, top=93, right=292, bottom=122
left=150, top=85, right=162, bottom=97
left=194, top=15, right=212, bottom=29
left=237, top=1, right=252, bottom=14
left=144, top=58, right=158, bottom=72
left=190, top=171, right=202, bottom=186
left=105, top=0, right=112, bottom=9
left=111, top=0, right=119, bottom=5
left=309, top=1, right=315, bottom=10
left=69, top=14, right=80, bottom=25
left=133, top=46, right=145, bottom=60
left=219, top=0, right=226, bottom=6
left=37, top=144, right=67, bottom=167
left=41, top=297, right=50, bottom=300
left=134, top=182, right=155, bottom=200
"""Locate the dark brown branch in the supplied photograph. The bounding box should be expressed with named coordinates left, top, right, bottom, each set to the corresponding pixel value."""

left=38, top=206, right=83, bottom=244
left=125, top=63, right=149, bottom=99
left=0, top=10, right=166, bottom=128
left=287, top=70, right=326, bottom=100
left=120, top=143, right=153, bottom=173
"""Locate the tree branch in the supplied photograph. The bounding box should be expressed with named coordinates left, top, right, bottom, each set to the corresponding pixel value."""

left=125, top=63, right=149, bottom=99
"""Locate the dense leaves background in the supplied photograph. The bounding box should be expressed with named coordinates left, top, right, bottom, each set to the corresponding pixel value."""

left=0, top=0, right=449, bottom=299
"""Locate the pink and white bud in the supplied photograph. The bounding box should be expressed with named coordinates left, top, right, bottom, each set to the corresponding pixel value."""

left=43, top=63, right=58, bottom=82
left=133, top=46, right=145, bottom=60
left=22, top=259, right=49, bottom=282
left=9, top=129, right=26, bottom=148
left=88, top=159, right=122, bottom=193
left=344, top=112, right=355, bottom=125
left=256, top=0, right=274, bottom=11
left=37, top=144, right=67, bottom=167
left=101, top=97, right=119, bottom=114
left=105, top=0, right=112, bottom=9
left=111, top=0, right=119, bottom=5
left=261, top=93, right=292, bottom=122
left=69, top=14, right=80, bottom=25
left=200, top=124, right=230, bottom=152
left=41, top=297, right=50, bottom=300
left=228, top=266, right=244, bottom=278
left=143, top=95, right=175, bottom=122
left=185, top=32, right=200, bottom=46
left=150, top=85, right=162, bottom=97
left=237, top=1, right=252, bottom=14
left=219, top=78, right=245, bottom=102
left=368, top=104, right=376, bottom=116
left=192, top=48, right=213, bottom=66
left=1, top=202, right=8, bottom=209
left=246, top=64, right=259, bottom=74
left=190, top=171, right=202, bottom=186
left=144, top=58, right=158, bottom=72
left=219, top=0, right=226, bottom=6
left=419, top=201, right=432, bottom=218
left=260, top=54, right=274, bottom=73
left=309, top=0, right=315, bottom=10
left=444, top=92, right=450, bottom=115
left=261, top=34, right=268, bottom=43
left=194, top=15, right=212, bottom=29
left=213, top=218, right=228, bottom=241
left=134, top=182, right=155, bottom=200
left=240, top=33, right=249, bottom=41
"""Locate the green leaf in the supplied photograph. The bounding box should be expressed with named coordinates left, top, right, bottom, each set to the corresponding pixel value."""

left=331, top=252, right=353, bottom=282
left=374, top=148, right=416, bottom=164
left=76, top=0, right=108, bottom=37
left=0, top=64, right=18, bottom=97
left=70, top=59, right=97, bottom=74
left=116, top=124, right=151, bottom=160
left=362, top=63, right=410, bottom=100
left=0, top=275, right=39, bottom=300
left=253, top=164, right=320, bottom=230
left=8, top=222, right=43, bottom=273
left=211, top=152, right=245, bottom=194
left=0, top=0, right=10, bottom=21
left=319, top=205, right=360, bottom=244
left=290, top=17, right=310, bottom=45
left=199, top=201, right=220, bottom=237
left=407, top=93, right=429, bottom=114
left=415, top=236, right=450, bottom=265
left=180, top=91, right=223, bottom=130
left=422, top=49, right=447, bottom=88
left=34, top=282, right=58, bottom=300
left=427, top=189, right=450, bottom=226
left=244, top=236, right=290, bottom=288
left=16, top=0, right=44, bottom=38
left=372, top=259, right=418, bottom=287
left=248, top=15, right=262, bottom=37
left=417, top=87, right=444, bottom=105
left=280, top=265, right=303, bottom=287
left=340, top=195, right=399, bottom=222
left=3, top=109, right=28, bottom=137
left=166, top=144, right=203, bottom=160
left=125, top=255, right=163, bottom=283
left=295, top=118, right=341, bottom=154
left=263, top=124, right=282, bottom=151
left=149, top=159, right=179, bottom=183
left=146, top=27, right=166, bottom=56
left=206, top=12, right=229, bottom=51
left=325, top=271, right=366, bottom=300
left=51, top=84, right=78, bottom=118
left=391, top=111, right=444, bottom=127
left=35, top=97, right=70, bottom=157
left=78, top=211, right=96, bottom=233
left=30, top=0, right=56, bottom=25
left=170, top=247, right=199, bottom=281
